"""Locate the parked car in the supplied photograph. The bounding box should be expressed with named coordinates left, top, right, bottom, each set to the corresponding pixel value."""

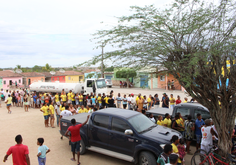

left=146, top=103, right=211, bottom=122
left=60, top=108, right=182, bottom=165
left=105, top=79, right=112, bottom=88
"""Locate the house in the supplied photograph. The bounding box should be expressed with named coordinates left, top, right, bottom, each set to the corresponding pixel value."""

left=65, top=71, right=84, bottom=83
left=157, top=70, right=182, bottom=90
left=0, top=70, right=23, bottom=89
left=51, top=72, right=66, bottom=83
left=104, top=72, right=114, bottom=80
left=0, top=76, right=2, bottom=89
left=21, top=72, right=45, bottom=87
left=41, top=72, right=52, bottom=82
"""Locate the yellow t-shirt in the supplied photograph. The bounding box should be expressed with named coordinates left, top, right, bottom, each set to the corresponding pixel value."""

left=67, top=93, right=72, bottom=100
left=6, top=97, right=12, bottom=104
left=169, top=98, right=175, bottom=105
left=78, top=108, right=88, bottom=113
left=176, top=118, right=184, bottom=131
left=147, top=98, right=151, bottom=106
left=60, top=105, right=65, bottom=111
left=71, top=94, right=75, bottom=101
left=55, top=94, right=59, bottom=102
left=79, top=95, right=83, bottom=102
left=171, top=143, right=181, bottom=163
left=183, top=100, right=187, bottom=103
left=49, top=105, right=54, bottom=115
left=136, top=96, right=144, bottom=102
left=44, top=93, right=47, bottom=96
left=41, top=106, right=49, bottom=116
left=157, top=120, right=164, bottom=126
left=61, top=95, right=67, bottom=102
left=163, top=118, right=172, bottom=128
left=97, top=96, right=102, bottom=104
left=105, top=97, right=109, bottom=104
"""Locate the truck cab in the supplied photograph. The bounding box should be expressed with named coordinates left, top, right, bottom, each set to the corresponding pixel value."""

left=84, top=78, right=107, bottom=95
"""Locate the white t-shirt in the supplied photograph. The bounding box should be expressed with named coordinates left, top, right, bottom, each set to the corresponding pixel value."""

left=149, top=117, right=156, bottom=123
left=116, top=96, right=122, bottom=103
left=60, top=110, right=72, bottom=117
left=127, top=97, right=131, bottom=103
left=201, top=126, right=213, bottom=146
left=55, top=105, right=60, bottom=115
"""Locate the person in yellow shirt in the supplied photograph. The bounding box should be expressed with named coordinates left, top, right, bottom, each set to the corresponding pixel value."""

left=71, top=92, right=75, bottom=105
left=163, top=113, right=172, bottom=128
left=176, top=113, right=185, bottom=135
left=78, top=93, right=83, bottom=106
left=171, top=135, right=182, bottom=164
left=169, top=94, right=175, bottom=109
left=55, top=93, right=60, bottom=104
left=40, top=103, right=49, bottom=127
left=157, top=115, right=164, bottom=126
left=61, top=94, right=67, bottom=103
left=147, top=95, right=152, bottom=110
left=97, top=94, right=102, bottom=108
left=136, top=93, right=144, bottom=104
left=67, top=90, right=72, bottom=104
left=183, top=97, right=188, bottom=103
left=60, top=102, right=66, bottom=111
left=78, top=105, right=88, bottom=113
left=5, top=94, right=12, bottom=114
left=49, top=102, right=55, bottom=128
left=105, top=95, right=109, bottom=108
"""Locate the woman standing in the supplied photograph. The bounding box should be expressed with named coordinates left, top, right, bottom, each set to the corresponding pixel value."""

left=5, top=94, right=12, bottom=114
left=184, top=115, right=195, bottom=154
left=123, top=95, right=127, bottom=109
left=137, top=96, right=144, bottom=112
left=40, top=103, right=49, bottom=127
left=49, top=102, right=55, bottom=128
left=23, top=94, right=29, bottom=112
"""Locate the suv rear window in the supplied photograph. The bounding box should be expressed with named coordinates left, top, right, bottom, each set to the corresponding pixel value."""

left=93, top=115, right=109, bottom=129
left=175, top=107, right=190, bottom=118
left=194, top=109, right=211, bottom=120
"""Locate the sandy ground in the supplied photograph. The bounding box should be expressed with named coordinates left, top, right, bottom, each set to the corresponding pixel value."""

left=0, top=87, right=195, bottom=165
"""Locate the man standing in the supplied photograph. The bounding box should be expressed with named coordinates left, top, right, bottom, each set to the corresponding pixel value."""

left=130, top=94, right=136, bottom=110
left=116, top=93, right=122, bottom=108
left=195, top=113, right=205, bottom=150
left=3, top=134, right=30, bottom=165
left=65, top=116, right=90, bottom=165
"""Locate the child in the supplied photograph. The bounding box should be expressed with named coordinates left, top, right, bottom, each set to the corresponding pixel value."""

left=177, top=139, right=186, bottom=165
left=40, top=103, right=49, bottom=127
left=37, top=138, right=50, bottom=165
left=157, top=115, right=163, bottom=126
left=157, top=144, right=173, bottom=165
left=49, top=102, right=55, bottom=128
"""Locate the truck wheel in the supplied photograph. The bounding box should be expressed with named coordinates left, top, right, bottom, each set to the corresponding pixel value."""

left=80, top=139, right=86, bottom=155
left=139, top=151, right=156, bottom=165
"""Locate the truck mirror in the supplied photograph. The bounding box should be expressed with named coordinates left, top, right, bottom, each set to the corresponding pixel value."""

left=124, top=129, right=133, bottom=135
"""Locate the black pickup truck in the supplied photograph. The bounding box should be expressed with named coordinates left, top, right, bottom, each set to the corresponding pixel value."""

left=60, top=108, right=182, bottom=165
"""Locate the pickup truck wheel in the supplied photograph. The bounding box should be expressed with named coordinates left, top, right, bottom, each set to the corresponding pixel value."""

left=139, top=151, right=156, bottom=165
left=80, top=139, right=86, bottom=155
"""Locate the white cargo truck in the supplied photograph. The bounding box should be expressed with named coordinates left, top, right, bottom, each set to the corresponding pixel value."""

left=29, top=78, right=107, bottom=95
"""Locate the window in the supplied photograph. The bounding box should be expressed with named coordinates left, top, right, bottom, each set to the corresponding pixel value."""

left=112, top=118, right=130, bottom=133
left=19, top=79, right=21, bottom=83
left=176, top=107, right=190, bottom=118
left=57, top=77, right=59, bottom=81
left=3, top=80, right=6, bottom=84
left=93, top=115, right=109, bottom=129
left=87, top=80, right=93, bottom=87
left=68, top=76, right=71, bottom=80
left=194, top=109, right=211, bottom=120
left=160, top=75, right=165, bottom=81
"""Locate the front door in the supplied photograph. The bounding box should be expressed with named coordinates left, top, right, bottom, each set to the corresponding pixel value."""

left=28, top=79, right=31, bottom=86
left=109, top=117, right=135, bottom=156
left=85, top=80, right=95, bottom=94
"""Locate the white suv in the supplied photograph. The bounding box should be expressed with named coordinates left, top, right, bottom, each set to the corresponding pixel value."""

left=105, top=79, right=112, bottom=88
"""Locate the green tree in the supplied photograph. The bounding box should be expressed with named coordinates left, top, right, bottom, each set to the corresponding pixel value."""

left=87, top=0, right=236, bottom=157
left=116, top=69, right=136, bottom=88
left=105, top=66, right=114, bottom=72
left=42, top=63, right=52, bottom=72
left=32, top=65, right=42, bottom=72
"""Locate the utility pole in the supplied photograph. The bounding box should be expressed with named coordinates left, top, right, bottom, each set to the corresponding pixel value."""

left=101, top=44, right=104, bottom=78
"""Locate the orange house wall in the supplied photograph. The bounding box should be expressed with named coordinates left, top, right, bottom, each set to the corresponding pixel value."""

left=157, top=73, right=181, bottom=90
left=26, top=77, right=45, bottom=86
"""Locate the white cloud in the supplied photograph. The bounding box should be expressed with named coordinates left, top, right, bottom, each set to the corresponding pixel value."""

left=0, top=0, right=172, bottom=68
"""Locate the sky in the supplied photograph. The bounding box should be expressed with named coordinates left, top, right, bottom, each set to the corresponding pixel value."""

left=0, top=0, right=172, bottom=68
